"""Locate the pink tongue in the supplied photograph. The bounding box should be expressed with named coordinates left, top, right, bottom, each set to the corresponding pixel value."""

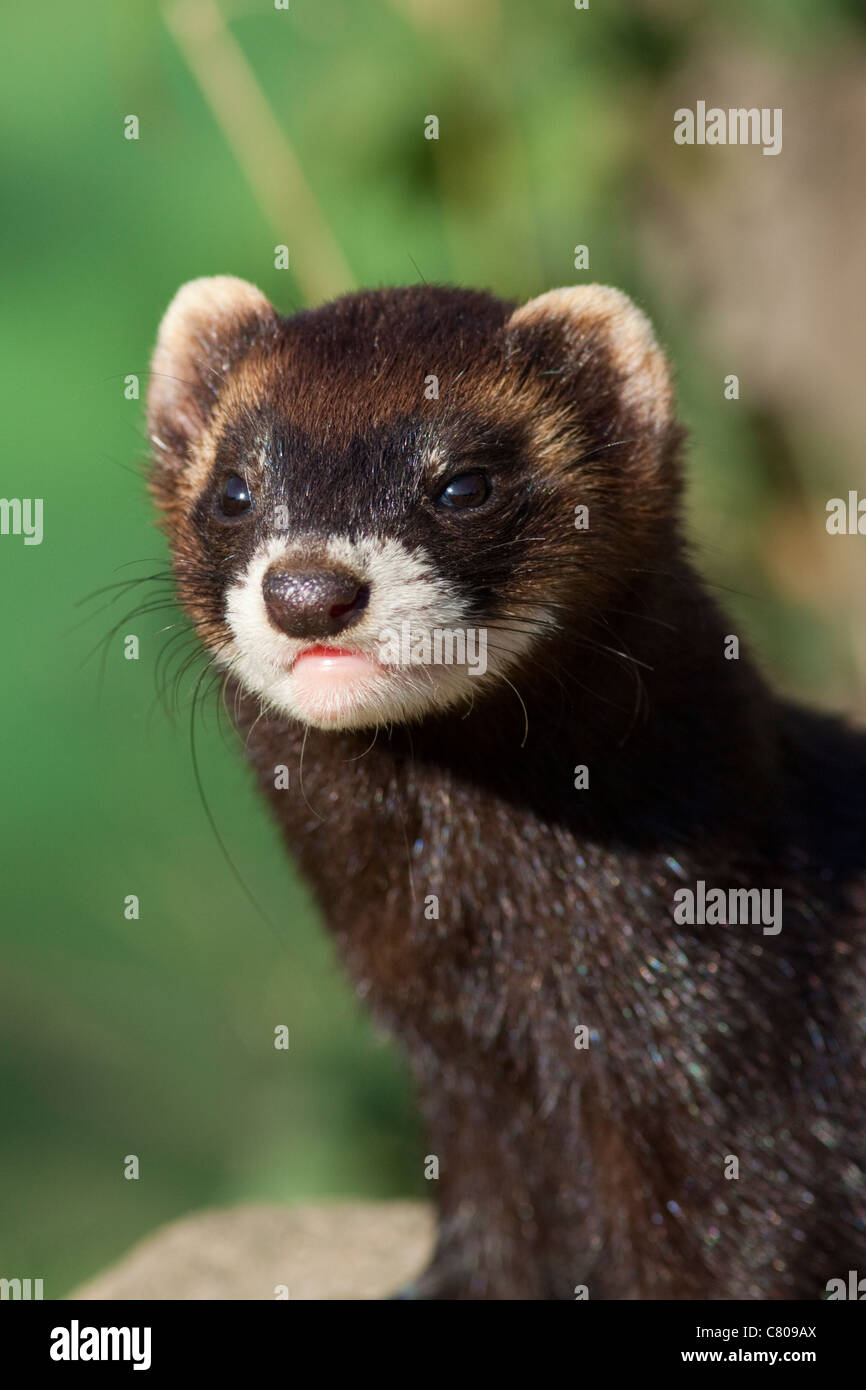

left=293, top=646, right=379, bottom=690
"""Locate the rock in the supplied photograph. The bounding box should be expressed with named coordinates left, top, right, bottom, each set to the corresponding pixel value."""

left=70, top=1201, right=434, bottom=1301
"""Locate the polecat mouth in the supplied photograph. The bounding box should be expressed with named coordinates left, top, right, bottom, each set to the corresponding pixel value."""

left=291, top=644, right=379, bottom=669
left=288, top=644, right=390, bottom=723
left=290, top=645, right=383, bottom=678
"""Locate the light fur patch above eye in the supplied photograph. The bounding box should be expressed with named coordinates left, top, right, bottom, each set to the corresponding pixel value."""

left=422, top=444, right=451, bottom=485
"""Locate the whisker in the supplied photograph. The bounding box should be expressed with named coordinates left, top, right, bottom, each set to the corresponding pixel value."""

left=188, top=648, right=286, bottom=943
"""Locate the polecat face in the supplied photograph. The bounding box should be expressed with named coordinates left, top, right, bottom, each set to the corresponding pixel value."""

left=148, top=279, right=679, bottom=730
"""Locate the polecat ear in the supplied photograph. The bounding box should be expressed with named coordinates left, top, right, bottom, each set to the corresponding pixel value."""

left=507, top=285, right=674, bottom=433
left=148, top=276, right=276, bottom=460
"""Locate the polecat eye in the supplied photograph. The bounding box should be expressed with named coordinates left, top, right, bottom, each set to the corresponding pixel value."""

left=435, top=470, right=490, bottom=510
left=217, top=474, right=252, bottom=518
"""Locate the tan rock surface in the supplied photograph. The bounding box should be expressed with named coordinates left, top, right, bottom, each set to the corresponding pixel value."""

left=71, top=1201, right=435, bottom=1301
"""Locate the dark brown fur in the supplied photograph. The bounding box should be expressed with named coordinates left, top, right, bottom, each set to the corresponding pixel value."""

left=149, top=282, right=866, bottom=1299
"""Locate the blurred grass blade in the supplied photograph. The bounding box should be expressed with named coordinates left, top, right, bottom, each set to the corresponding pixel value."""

left=163, top=0, right=355, bottom=304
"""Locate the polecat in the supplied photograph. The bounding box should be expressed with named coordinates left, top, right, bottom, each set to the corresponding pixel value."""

left=148, top=278, right=866, bottom=1299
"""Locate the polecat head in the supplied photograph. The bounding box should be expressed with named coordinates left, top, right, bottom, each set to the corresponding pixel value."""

left=148, top=279, right=681, bottom=731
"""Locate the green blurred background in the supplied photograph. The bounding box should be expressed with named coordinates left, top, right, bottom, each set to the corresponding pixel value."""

left=1, top=0, right=864, bottom=1295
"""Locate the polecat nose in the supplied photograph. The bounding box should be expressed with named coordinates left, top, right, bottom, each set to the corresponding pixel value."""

left=262, top=567, right=370, bottom=640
